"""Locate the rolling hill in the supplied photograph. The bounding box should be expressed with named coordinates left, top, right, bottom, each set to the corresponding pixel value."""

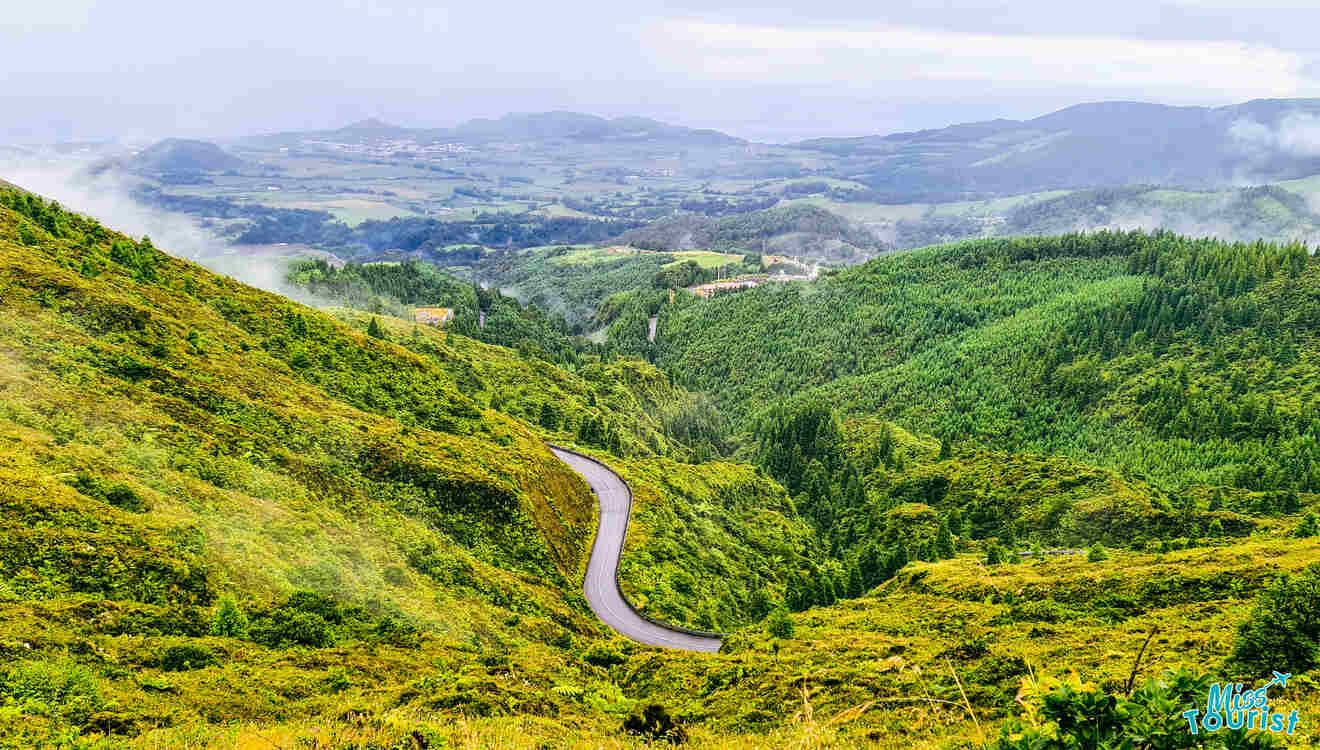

left=630, top=230, right=1320, bottom=497
left=128, top=138, right=246, bottom=174
left=614, top=203, right=885, bottom=260
left=2, top=182, right=1319, bottom=748
left=0, top=184, right=825, bottom=745
left=249, top=111, right=746, bottom=148
left=795, top=98, right=1320, bottom=197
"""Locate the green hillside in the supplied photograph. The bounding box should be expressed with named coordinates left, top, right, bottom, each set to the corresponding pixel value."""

left=3, top=187, right=1320, bottom=749
left=641, top=231, right=1318, bottom=494
left=615, top=203, right=885, bottom=261
left=0, top=187, right=821, bottom=746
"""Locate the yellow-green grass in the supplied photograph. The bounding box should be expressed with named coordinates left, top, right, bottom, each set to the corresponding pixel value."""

left=288, top=198, right=420, bottom=225
left=663, top=250, right=746, bottom=269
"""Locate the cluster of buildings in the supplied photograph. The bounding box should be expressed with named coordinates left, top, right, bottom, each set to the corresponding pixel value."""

left=413, top=307, right=455, bottom=326
left=299, top=138, right=468, bottom=159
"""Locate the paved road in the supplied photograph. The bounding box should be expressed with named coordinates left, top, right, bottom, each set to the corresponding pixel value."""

left=550, top=446, right=723, bottom=653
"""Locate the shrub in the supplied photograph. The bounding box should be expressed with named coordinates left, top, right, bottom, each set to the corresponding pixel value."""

left=159, top=644, right=216, bottom=671
left=999, top=600, right=1075, bottom=624
left=583, top=645, right=626, bottom=668
left=210, top=596, right=249, bottom=638
left=1233, top=563, right=1320, bottom=675
left=0, top=658, right=105, bottom=726
left=1087, top=543, right=1109, bottom=562
left=250, top=610, right=333, bottom=648
left=372, top=616, right=421, bottom=648
left=1294, top=512, right=1319, bottom=538
left=623, top=704, right=688, bottom=745
left=991, top=667, right=1281, bottom=750
left=285, top=590, right=344, bottom=624
left=765, top=608, right=795, bottom=639
left=72, top=474, right=150, bottom=513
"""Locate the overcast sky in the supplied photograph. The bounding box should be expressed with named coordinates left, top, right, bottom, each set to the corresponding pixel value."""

left=5, top=0, right=1320, bottom=143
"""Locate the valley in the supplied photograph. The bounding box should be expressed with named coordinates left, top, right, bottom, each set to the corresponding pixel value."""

left=19, top=0, right=1320, bottom=743
left=9, top=94, right=1320, bottom=750
left=2, top=174, right=1319, bottom=747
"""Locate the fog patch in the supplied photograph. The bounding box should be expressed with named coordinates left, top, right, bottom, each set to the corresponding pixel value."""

left=0, top=156, right=338, bottom=305
left=1228, top=114, right=1320, bottom=188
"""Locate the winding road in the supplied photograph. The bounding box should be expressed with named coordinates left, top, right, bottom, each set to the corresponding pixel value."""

left=550, top=446, right=723, bottom=653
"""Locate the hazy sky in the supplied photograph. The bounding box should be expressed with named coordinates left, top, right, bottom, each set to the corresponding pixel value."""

left=6, top=0, right=1320, bottom=143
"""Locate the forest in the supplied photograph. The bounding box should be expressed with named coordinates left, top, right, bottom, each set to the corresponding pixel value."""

left=590, top=229, right=1320, bottom=601
left=285, top=258, right=603, bottom=367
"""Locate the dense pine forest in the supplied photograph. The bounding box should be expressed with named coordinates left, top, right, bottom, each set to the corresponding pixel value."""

left=632, top=230, right=1319, bottom=492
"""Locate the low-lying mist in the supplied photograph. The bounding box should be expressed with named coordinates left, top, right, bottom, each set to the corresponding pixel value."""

left=0, top=157, right=334, bottom=305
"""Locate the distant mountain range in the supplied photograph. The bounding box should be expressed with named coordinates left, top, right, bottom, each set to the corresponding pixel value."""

left=115, top=99, right=1320, bottom=200
left=793, top=98, right=1320, bottom=197
left=257, top=111, right=746, bottom=147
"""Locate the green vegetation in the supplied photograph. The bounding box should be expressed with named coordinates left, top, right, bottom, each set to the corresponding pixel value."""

left=5, top=185, right=1320, bottom=749
left=643, top=231, right=1320, bottom=495
left=616, top=203, right=883, bottom=261
left=612, top=455, right=821, bottom=631
left=991, top=668, right=1283, bottom=750
left=891, top=184, right=1320, bottom=250
left=287, top=257, right=607, bottom=365
left=1233, top=563, right=1320, bottom=675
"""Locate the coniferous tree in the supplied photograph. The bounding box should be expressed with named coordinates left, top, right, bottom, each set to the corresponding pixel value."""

left=846, top=564, right=863, bottom=598
left=1295, top=512, right=1320, bottom=538
left=935, top=519, right=956, bottom=559
left=211, top=596, right=249, bottom=638
left=1001, top=521, right=1018, bottom=550
left=765, top=608, right=795, bottom=639
left=367, top=317, right=386, bottom=340
left=538, top=402, right=559, bottom=430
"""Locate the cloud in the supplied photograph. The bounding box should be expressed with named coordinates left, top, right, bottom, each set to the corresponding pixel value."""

left=7, top=1, right=1320, bottom=143
left=648, top=20, right=1312, bottom=99
left=0, top=157, right=330, bottom=302
left=1230, top=113, right=1320, bottom=158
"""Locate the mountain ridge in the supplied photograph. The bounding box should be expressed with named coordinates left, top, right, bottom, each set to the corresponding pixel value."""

left=248, top=110, right=747, bottom=146
left=792, top=97, right=1320, bottom=197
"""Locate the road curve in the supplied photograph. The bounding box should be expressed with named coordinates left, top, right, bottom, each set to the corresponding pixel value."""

left=550, top=446, right=723, bottom=653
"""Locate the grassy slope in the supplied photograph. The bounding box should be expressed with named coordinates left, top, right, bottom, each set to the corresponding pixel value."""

left=4, top=191, right=1320, bottom=749
left=325, top=309, right=823, bottom=631
left=0, top=209, right=597, bottom=590
left=0, top=188, right=834, bottom=746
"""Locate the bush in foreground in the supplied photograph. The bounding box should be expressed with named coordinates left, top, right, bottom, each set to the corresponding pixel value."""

left=1233, top=563, right=1320, bottom=675
left=992, top=668, right=1281, bottom=750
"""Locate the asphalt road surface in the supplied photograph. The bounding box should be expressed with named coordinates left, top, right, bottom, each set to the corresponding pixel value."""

left=550, top=446, right=723, bottom=653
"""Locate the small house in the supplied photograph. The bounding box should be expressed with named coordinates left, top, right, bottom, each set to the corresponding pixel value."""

left=414, top=307, right=454, bottom=326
